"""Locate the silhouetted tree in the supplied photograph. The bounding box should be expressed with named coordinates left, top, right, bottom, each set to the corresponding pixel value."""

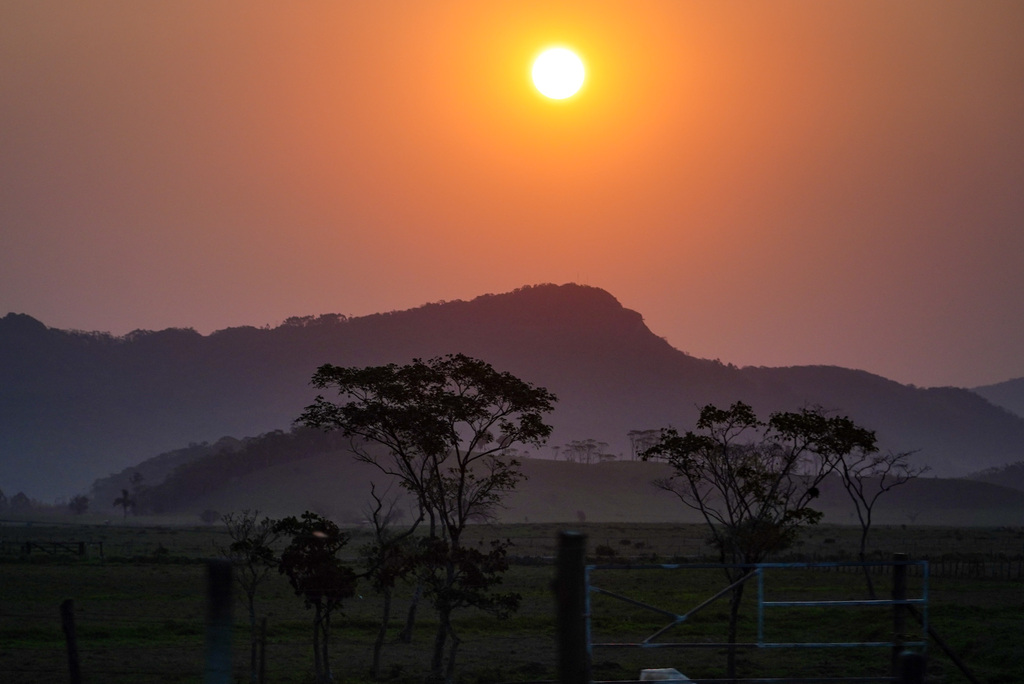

left=128, top=471, right=145, bottom=514
left=834, top=449, right=927, bottom=597
left=220, top=510, right=281, bottom=684
left=298, top=353, right=556, bottom=683
left=275, top=512, right=356, bottom=684
left=68, top=495, right=89, bottom=515
left=113, top=489, right=134, bottom=519
left=627, top=429, right=661, bottom=460
left=10, top=491, right=31, bottom=513
left=563, top=438, right=608, bottom=464
left=644, top=401, right=877, bottom=680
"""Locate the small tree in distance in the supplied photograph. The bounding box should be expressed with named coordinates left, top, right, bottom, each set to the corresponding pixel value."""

left=10, top=492, right=31, bottom=514
left=129, top=471, right=145, bottom=514
left=643, top=401, right=877, bottom=680
left=68, top=495, right=89, bottom=515
left=835, top=449, right=927, bottom=597
left=113, top=488, right=134, bottom=519
left=562, top=438, right=609, bottom=464
left=627, top=429, right=661, bottom=460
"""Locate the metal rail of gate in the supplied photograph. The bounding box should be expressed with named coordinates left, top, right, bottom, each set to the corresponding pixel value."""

left=586, top=560, right=928, bottom=654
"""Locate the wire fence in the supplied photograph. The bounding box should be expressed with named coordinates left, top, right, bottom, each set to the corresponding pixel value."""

left=3, top=536, right=1023, bottom=581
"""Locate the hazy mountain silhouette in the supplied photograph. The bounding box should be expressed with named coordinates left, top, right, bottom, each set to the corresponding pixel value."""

left=967, top=460, right=1024, bottom=494
left=4, top=283, right=1024, bottom=500
left=972, top=377, right=1024, bottom=419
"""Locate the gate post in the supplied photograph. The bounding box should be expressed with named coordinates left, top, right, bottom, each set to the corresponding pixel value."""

left=555, top=531, right=590, bottom=684
left=205, top=559, right=233, bottom=684
left=892, top=553, right=908, bottom=677
left=897, top=650, right=925, bottom=684
left=60, top=598, right=82, bottom=684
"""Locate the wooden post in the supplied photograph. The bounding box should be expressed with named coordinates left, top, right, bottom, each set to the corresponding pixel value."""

left=60, top=598, right=82, bottom=684
left=555, top=531, right=590, bottom=684
left=897, top=650, right=925, bottom=684
left=892, top=553, right=908, bottom=677
left=258, top=616, right=268, bottom=684
left=205, top=559, right=233, bottom=684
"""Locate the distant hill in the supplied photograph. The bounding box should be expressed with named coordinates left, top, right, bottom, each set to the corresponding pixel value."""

left=972, top=377, right=1024, bottom=419
left=967, top=461, right=1024, bottom=494
left=102, top=426, right=1024, bottom=527
left=4, top=283, right=1024, bottom=500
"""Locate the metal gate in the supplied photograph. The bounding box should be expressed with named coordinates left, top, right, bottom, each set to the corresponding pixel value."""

left=585, top=558, right=928, bottom=682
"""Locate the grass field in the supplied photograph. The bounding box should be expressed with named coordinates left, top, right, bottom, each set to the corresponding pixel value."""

left=0, top=521, right=1021, bottom=683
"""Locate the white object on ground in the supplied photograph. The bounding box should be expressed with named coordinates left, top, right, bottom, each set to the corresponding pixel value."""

left=639, top=668, right=691, bottom=681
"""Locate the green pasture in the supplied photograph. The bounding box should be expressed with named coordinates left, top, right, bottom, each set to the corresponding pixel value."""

left=0, top=521, right=1021, bottom=683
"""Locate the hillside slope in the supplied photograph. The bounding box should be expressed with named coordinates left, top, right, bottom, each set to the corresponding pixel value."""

left=4, top=283, right=1024, bottom=499
left=139, top=440, right=1024, bottom=527
left=973, top=377, right=1024, bottom=419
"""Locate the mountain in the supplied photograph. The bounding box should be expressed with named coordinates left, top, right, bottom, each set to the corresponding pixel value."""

left=972, top=377, right=1024, bottom=419
left=4, top=283, right=1024, bottom=500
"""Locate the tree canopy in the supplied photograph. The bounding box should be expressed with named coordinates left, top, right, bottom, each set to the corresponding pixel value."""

left=644, top=401, right=878, bottom=564
left=298, top=353, right=557, bottom=537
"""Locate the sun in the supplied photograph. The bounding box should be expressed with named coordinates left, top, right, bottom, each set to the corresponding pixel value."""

left=532, top=47, right=585, bottom=100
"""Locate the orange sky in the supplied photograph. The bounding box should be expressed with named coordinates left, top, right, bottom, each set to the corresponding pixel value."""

left=2, top=1, right=1023, bottom=387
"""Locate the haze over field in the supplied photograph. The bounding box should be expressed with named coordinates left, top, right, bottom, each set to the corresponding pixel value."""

left=3, top=2, right=1023, bottom=389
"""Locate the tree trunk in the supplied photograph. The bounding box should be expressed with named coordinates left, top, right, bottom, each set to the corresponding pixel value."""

left=726, top=582, right=745, bottom=683
left=247, top=597, right=258, bottom=684
left=859, top=550, right=877, bottom=599
left=430, top=553, right=460, bottom=684
left=312, top=603, right=323, bottom=683
left=859, top=519, right=877, bottom=599
left=429, top=605, right=450, bottom=683
left=321, top=609, right=333, bottom=683
left=372, top=588, right=393, bottom=679
left=444, top=623, right=461, bottom=684
left=399, top=582, right=422, bottom=644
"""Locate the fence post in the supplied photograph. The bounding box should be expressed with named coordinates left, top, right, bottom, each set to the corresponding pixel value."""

left=205, top=559, right=233, bottom=684
left=892, top=553, right=908, bottom=677
left=897, top=650, right=925, bottom=684
left=60, top=598, right=82, bottom=684
left=555, top=531, right=590, bottom=684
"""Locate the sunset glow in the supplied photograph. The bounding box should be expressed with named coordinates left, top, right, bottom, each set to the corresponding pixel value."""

left=2, top=2, right=1023, bottom=388
left=532, top=47, right=585, bottom=99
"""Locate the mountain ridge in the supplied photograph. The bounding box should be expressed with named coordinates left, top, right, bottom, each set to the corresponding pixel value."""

left=972, top=377, right=1024, bottom=419
left=3, top=283, right=1023, bottom=500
